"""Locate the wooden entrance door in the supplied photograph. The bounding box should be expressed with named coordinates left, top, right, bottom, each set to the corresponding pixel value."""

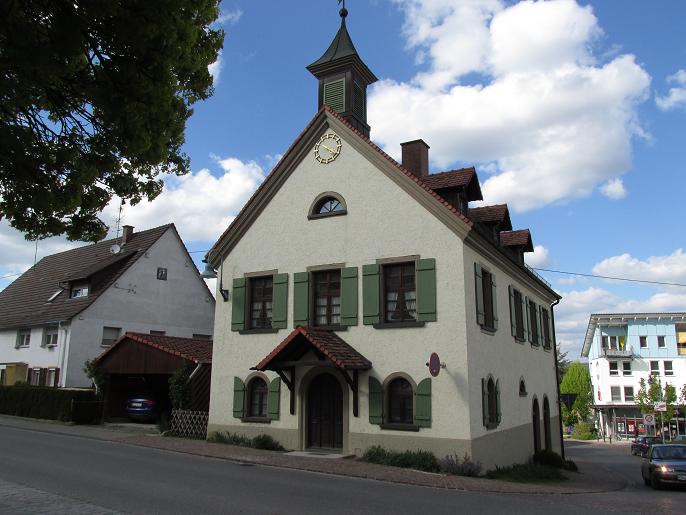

left=307, top=373, right=343, bottom=449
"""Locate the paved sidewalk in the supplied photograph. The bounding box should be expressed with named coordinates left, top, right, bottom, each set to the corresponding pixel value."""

left=0, top=415, right=626, bottom=495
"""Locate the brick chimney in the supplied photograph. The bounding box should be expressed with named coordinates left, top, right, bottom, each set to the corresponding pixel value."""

left=121, top=225, right=134, bottom=245
left=401, top=139, right=430, bottom=178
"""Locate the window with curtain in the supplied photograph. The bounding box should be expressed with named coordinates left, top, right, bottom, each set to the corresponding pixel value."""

left=248, top=377, right=268, bottom=417
left=313, top=270, right=341, bottom=326
left=383, top=263, right=416, bottom=323
left=388, top=378, right=413, bottom=424
left=249, top=276, right=273, bottom=329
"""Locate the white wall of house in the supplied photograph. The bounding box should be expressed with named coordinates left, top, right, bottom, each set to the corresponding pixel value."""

left=63, top=229, right=215, bottom=387
left=0, top=324, right=68, bottom=380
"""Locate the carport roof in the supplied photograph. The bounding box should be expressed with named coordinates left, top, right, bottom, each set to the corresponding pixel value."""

left=97, top=332, right=213, bottom=365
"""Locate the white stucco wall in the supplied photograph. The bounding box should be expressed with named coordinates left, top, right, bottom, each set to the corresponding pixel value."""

left=209, top=128, right=471, bottom=444
left=0, top=324, right=69, bottom=381
left=62, top=229, right=215, bottom=387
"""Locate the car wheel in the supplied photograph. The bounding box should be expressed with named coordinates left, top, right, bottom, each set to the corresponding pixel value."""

left=651, top=472, right=661, bottom=490
left=643, top=473, right=651, bottom=486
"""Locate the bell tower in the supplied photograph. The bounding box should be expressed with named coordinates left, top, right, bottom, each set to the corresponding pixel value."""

left=306, top=5, right=378, bottom=138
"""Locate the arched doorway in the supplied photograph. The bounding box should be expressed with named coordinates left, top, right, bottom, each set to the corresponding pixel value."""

left=307, top=373, right=343, bottom=449
left=543, top=397, right=552, bottom=451
left=532, top=398, right=541, bottom=453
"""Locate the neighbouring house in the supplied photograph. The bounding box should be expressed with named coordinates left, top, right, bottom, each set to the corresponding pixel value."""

left=204, top=8, right=562, bottom=469
left=96, top=332, right=212, bottom=420
left=0, top=224, right=215, bottom=388
left=582, top=312, right=686, bottom=439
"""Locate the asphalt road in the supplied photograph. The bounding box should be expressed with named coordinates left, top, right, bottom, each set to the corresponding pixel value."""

left=0, top=425, right=683, bottom=514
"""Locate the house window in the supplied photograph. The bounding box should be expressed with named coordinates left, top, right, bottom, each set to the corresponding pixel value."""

left=43, top=326, right=58, bottom=347
left=249, top=276, right=273, bottom=329
left=609, top=336, right=618, bottom=350
left=519, top=378, right=527, bottom=396
left=484, top=377, right=500, bottom=428
left=528, top=300, right=539, bottom=345
left=70, top=286, right=89, bottom=298
left=541, top=308, right=551, bottom=349
left=601, top=335, right=608, bottom=349
left=383, top=263, right=416, bottom=323
left=639, top=336, right=647, bottom=348
left=309, top=193, right=347, bottom=219
left=611, top=386, right=621, bottom=402
left=664, top=361, right=673, bottom=376
left=388, top=378, right=413, bottom=424
left=47, top=369, right=57, bottom=388
left=150, top=330, right=166, bottom=336
left=101, top=326, right=121, bottom=347
left=475, top=264, right=497, bottom=331
left=30, top=368, right=41, bottom=386
left=622, top=361, right=632, bottom=376
left=509, top=287, right=525, bottom=340
left=157, top=267, right=168, bottom=281
left=650, top=361, right=659, bottom=375
left=313, top=270, right=341, bottom=326
left=624, top=386, right=634, bottom=402
left=657, top=335, right=666, bottom=348
left=16, top=329, right=31, bottom=348
left=247, top=377, right=268, bottom=418
left=609, top=361, right=618, bottom=376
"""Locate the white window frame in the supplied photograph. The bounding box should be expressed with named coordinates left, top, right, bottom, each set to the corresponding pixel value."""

left=17, top=329, right=31, bottom=348
left=624, top=386, right=634, bottom=402
left=609, top=361, right=619, bottom=376
left=610, top=386, right=621, bottom=402
left=650, top=360, right=659, bottom=375
left=46, top=368, right=57, bottom=387
left=101, top=326, right=121, bottom=347
left=664, top=361, right=674, bottom=376
left=43, top=326, right=58, bottom=347
left=622, top=361, right=632, bottom=376
left=70, top=287, right=89, bottom=298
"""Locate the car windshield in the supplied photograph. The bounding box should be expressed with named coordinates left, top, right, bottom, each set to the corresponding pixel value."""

left=653, top=446, right=686, bottom=460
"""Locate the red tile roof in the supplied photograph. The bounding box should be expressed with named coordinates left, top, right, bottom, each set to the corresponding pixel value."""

left=421, top=168, right=474, bottom=189
left=255, top=326, right=372, bottom=371
left=0, top=225, right=172, bottom=330
left=97, top=332, right=213, bottom=364
left=500, top=229, right=534, bottom=251
left=468, top=204, right=512, bottom=226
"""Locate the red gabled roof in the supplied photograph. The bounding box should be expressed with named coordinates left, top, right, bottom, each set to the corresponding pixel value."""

left=421, top=167, right=483, bottom=201
left=97, top=332, right=213, bottom=365
left=254, top=326, right=372, bottom=371
left=500, top=229, right=534, bottom=252
left=468, top=204, right=512, bottom=228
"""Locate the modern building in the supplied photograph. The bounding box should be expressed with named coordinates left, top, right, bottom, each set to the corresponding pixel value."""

left=581, top=313, right=686, bottom=438
left=205, top=7, right=562, bottom=469
left=0, top=224, right=215, bottom=388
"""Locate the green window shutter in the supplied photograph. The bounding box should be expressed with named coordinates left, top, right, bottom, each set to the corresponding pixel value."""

left=415, top=378, right=432, bottom=428
left=521, top=294, right=529, bottom=341
left=474, top=263, right=485, bottom=326
left=481, top=378, right=488, bottom=427
left=268, top=378, right=281, bottom=420
left=323, top=78, right=345, bottom=113
left=491, top=273, right=498, bottom=331
left=293, top=272, right=310, bottom=327
left=368, top=376, right=383, bottom=424
left=272, top=273, right=289, bottom=329
left=416, top=258, right=437, bottom=323
left=231, top=278, right=246, bottom=332
left=525, top=297, right=532, bottom=343
left=362, top=264, right=380, bottom=325
left=341, top=267, right=358, bottom=326
left=508, top=285, right=516, bottom=337
left=233, top=377, right=245, bottom=418
left=496, top=379, right=501, bottom=425
left=537, top=305, right=543, bottom=347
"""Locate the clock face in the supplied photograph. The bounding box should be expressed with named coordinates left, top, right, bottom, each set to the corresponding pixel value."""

left=314, top=133, right=342, bottom=164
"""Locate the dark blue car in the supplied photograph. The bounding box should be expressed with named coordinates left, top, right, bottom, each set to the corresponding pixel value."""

left=125, top=395, right=159, bottom=422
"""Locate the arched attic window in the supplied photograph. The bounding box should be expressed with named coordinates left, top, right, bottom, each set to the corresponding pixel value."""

left=308, top=192, right=347, bottom=220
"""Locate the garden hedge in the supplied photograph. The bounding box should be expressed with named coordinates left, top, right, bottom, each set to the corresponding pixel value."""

left=0, top=385, right=101, bottom=423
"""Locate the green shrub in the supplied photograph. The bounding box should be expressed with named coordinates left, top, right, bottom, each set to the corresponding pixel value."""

left=208, top=431, right=284, bottom=451
left=0, top=384, right=100, bottom=423
left=440, top=452, right=482, bottom=477
left=485, top=463, right=568, bottom=483
left=571, top=421, right=595, bottom=440
left=532, top=450, right=578, bottom=472
left=361, top=445, right=440, bottom=473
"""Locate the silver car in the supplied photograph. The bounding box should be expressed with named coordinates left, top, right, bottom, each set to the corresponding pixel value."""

left=641, top=444, right=686, bottom=489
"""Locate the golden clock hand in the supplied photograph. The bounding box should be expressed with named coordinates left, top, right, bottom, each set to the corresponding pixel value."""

left=322, top=144, right=335, bottom=153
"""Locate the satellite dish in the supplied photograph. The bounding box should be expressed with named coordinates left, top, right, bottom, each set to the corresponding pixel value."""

left=110, top=244, right=121, bottom=255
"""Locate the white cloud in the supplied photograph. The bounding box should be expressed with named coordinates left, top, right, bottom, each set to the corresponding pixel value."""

left=592, top=249, right=686, bottom=287
left=105, top=156, right=265, bottom=243
left=208, top=50, right=223, bottom=85
left=524, top=244, right=550, bottom=268
left=599, top=177, right=626, bottom=199
left=371, top=0, right=651, bottom=212
left=656, top=69, right=686, bottom=111
left=216, top=8, right=243, bottom=26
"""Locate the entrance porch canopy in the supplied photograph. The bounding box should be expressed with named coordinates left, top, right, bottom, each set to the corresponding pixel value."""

left=253, top=327, right=371, bottom=416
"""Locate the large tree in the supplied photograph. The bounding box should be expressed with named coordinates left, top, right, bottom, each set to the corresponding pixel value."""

left=0, top=0, right=223, bottom=241
left=559, top=362, right=593, bottom=425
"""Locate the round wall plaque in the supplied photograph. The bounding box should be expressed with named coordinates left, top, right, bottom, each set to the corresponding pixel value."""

left=428, top=352, right=441, bottom=377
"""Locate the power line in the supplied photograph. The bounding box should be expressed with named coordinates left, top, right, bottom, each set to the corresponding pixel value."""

left=532, top=268, right=686, bottom=288
left=0, top=272, right=22, bottom=280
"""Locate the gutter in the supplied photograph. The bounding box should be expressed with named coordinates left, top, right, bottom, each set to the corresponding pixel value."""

left=550, top=298, right=565, bottom=460
left=187, top=362, right=203, bottom=382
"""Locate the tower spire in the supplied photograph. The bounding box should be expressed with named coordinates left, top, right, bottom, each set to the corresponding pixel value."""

left=307, top=4, right=377, bottom=137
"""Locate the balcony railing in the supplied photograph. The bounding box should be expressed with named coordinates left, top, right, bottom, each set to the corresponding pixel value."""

left=602, top=346, right=633, bottom=359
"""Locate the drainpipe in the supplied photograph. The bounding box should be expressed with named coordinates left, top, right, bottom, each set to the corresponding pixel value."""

left=550, top=298, right=565, bottom=460
left=188, top=362, right=203, bottom=382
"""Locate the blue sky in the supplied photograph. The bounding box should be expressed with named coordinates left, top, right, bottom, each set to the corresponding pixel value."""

left=1, top=0, right=685, bottom=358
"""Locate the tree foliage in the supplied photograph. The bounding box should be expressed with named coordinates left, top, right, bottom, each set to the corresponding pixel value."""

left=0, top=0, right=223, bottom=241
left=168, top=363, right=193, bottom=410
left=556, top=344, right=571, bottom=384
left=637, top=376, right=677, bottom=421
left=559, top=362, right=592, bottom=425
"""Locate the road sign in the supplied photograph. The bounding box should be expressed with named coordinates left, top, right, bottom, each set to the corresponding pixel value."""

left=655, top=402, right=667, bottom=412
left=644, top=413, right=656, bottom=426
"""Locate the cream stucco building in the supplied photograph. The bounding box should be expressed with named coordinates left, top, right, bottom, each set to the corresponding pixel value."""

left=206, top=9, right=562, bottom=469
